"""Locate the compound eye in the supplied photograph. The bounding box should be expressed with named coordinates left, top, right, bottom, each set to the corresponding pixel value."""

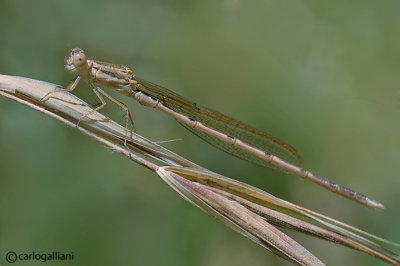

left=73, top=52, right=86, bottom=66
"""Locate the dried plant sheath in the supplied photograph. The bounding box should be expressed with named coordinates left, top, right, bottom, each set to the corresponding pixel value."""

left=0, top=74, right=198, bottom=168
left=157, top=168, right=324, bottom=265
left=161, top=167, right=400, bottom=265
left=0, top=74, right=399, bottom=265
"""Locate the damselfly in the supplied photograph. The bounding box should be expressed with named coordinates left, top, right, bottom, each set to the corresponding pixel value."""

left=41, top=48, right=384, bottom=210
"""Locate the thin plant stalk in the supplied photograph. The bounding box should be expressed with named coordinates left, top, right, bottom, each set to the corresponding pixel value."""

left=1, top=74, right=399, bottom=265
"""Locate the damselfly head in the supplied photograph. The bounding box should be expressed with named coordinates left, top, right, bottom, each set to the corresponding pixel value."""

left=65, top=48, right=87, bottom=72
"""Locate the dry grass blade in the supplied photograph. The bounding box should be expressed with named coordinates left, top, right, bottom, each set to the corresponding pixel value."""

left=157, top=168, right=325, bottom=265
left=164, top=167, right=400, bottom=264
left=162, top=167, right=400, bottom=265
left=1, top=74, right=399, bottom=265
left=0, top=74, right=198, bottom=168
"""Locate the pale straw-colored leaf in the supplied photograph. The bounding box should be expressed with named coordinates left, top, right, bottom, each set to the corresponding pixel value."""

left=1, top=74, right=399, bottom=265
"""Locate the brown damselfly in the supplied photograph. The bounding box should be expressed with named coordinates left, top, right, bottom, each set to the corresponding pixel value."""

left=41, top=48, right=384, bottom=210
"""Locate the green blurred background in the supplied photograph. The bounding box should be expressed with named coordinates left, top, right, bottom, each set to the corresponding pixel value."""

left=0, top=0, right=399, bottom=265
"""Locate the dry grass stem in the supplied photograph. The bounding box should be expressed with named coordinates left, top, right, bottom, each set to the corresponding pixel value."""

left=1, top=74, right=399, bottom=265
